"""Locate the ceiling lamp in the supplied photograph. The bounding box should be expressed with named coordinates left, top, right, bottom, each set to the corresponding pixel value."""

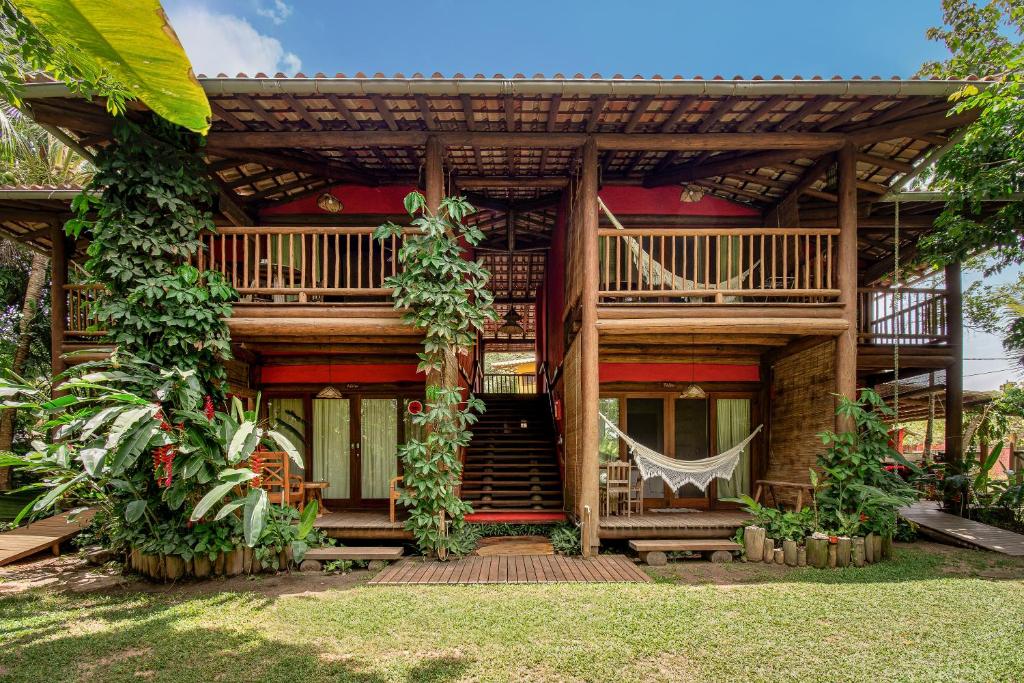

left=315, top=385, right=344, bottom=399
left=679, top=185, right=705, bottom=203
left=316, top=192, right=344, bottom=213
left=497, top=306, right=525, bottom=338
left=679, top=383, right=707, bottom=400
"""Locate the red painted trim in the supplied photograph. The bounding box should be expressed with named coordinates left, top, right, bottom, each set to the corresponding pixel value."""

left=259, top=364, right=423, bottom=384
left=599, top=184, right=758, bottom=216
left=599, top=363, right=760, bottom=383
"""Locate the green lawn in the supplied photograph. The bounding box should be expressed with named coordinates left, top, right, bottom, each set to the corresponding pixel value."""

left=1, top=545, right=1023, bottom=682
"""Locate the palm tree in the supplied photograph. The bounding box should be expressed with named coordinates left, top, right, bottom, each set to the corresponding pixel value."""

left=0, top=110, right=91, bottom=489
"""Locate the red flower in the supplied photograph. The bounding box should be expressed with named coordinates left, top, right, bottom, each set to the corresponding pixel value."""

left=249, top=454, right=264, bottom=489
left=859, top=513, right=869, bottom=522
left=203, top=395, right=215, bottom=420
left=152, top=445, right=176, bottom=488
left=829, top=536, right=839, bottom=544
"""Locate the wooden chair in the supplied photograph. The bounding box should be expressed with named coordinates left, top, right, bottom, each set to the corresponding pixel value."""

left=605, top=462, right=632, bottom=517
left=389, top=475, right=404, bottom=523
left=253, top=451, right=305, bottom=510
left=625, top=463, right=644, bottom=516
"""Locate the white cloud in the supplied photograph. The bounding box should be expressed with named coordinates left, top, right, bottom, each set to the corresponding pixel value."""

left=167, top=4, right=301, bottom=76
left=256, top=0, right=293, bottom=25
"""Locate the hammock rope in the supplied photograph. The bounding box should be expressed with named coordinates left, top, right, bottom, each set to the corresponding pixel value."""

left=600, top=413, right=763, bottom=493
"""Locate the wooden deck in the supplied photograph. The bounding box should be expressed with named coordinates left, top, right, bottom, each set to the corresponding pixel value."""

left=369, top=554, right=650, bottom=584
left=900, top=502, right=1024, bottom=557
left=0, top=509, right=96, bottom=566
left=313, top=511, right=413, bottom=540
left=599, top=511, right=750, bottom=540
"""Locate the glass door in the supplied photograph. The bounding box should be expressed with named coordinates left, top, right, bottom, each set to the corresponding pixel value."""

left=669, top=398, right=710, bottom=508
left=359, top=398, right=399, bottom=501
left=313, top=398, right=351, bottom=501
left=625, top=398, right=667, bottom=504
left=715, top=398, right=752, bottom=500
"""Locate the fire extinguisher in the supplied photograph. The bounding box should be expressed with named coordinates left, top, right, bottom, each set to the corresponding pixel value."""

left=554, top=398, right=562, bottom=421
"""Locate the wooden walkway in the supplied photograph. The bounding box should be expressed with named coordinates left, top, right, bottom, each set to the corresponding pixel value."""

left=369, top=554, right=651, bottom=585
left=900, top=502, right=1024, bottom=557
left=0, top=509, right=96, bottom=567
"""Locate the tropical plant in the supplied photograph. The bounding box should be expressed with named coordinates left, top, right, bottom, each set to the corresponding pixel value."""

left=375, top=192, right=495, bottom=557
left=66, top=115, right=235, bottom=393
left=549, top=523, right=582, bottom=555
left=815, top=390, right=919, bottom=537
left=728, top=494, right=814, bottom=541
left=1, top=0, right=210, bottom=132
left=0, top=352, right=301, bottom=556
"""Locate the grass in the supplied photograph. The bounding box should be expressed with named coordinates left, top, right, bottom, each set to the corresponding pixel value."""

left=1, top=545, right=1023, bottom=682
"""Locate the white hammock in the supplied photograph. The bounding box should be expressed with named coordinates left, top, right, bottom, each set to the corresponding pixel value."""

left=600, top=413, right=763, bottom=493
left=598, top=197, right=759, bottom=294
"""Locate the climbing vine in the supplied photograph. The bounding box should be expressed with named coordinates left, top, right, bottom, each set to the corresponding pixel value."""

left=66, top=115, right=235, bottom=392
left=375, top=192, right=495, bottom=556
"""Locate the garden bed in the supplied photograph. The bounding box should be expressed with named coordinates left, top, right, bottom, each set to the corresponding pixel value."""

left=742, top=525, right=892, bottom=568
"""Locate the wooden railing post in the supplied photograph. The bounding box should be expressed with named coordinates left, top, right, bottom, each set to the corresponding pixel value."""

left=835, top=142, right=858, bottom=428
left=945, top=262, right=964, bottom=510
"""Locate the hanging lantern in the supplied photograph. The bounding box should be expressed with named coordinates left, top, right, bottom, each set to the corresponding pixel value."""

left=316, top=192, right=344, bottom=213
left=407, top=400, right=423, bottom=415
left=497, top=306, right=525, bottom=338
left=679, top=333, right=706, bottom=399
left=679, top=185, right=705, bottom=203
left=679, top=383, right=707, bottom=400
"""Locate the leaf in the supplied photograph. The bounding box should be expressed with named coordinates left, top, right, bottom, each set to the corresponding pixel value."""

left=125, top=499, right=146, bottom=523
left=78, top=447, right=106, bottom=476
left=404, top=191, right=426, bottom=216
left=227, top=421, right=259, bottom=464
left=190, top=480, right=237, bottom=521
left=213, top=498, right=246, bottom=521
left=243, top=487, right=268, bottom=547
left=290, top=539, right=309, bottom=564
left=14, top=0, right=212, bottom=133
left=103, top=405, right=156, bottom=451
left=266, top=429, right=302, bottom=469
left=297, top=499, right=318, bottom=539
left=33, top=471, right=86, bottom=512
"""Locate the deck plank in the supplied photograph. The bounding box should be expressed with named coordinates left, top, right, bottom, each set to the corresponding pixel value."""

left=900, top=502, right=1024, bottom=557
left=368, top=555, right=650, bottom=585
left=0, top=509, right=95, bottom=567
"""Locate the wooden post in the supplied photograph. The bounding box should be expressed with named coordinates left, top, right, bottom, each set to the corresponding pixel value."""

left=580, top=136, right=601, bottom=557
left=50, top=224, right=68, bottom=384
left=835, top=142, right=858, bottom=430
left=945, top=262, right=964, bottom=512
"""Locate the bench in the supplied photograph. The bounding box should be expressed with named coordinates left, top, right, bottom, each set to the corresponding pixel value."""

left=753, top=479, right=815, bottom=511
left=300, top=546, right=404, bottom=572
left=629, top=539, right=741, bottom=566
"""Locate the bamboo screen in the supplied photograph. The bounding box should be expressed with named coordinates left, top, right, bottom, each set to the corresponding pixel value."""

left=562, top=340, right=582, bottom=517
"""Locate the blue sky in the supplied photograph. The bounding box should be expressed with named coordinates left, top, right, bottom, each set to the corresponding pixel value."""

left=161, top=0, right=1019, bottom=391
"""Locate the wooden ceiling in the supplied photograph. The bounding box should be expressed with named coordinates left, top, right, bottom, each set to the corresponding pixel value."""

left=5, top=76, right=985, bottom=285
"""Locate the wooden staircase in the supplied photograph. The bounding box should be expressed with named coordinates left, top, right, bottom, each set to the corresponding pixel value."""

left=461, top=394, right=563, bottom=514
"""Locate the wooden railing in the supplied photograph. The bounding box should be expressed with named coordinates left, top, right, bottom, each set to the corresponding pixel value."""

left=483, top=373, right=537, bottom=395
left=597, top=227, right=840, bottom=302
left=857, top=287, right=949, bottom=345
left=196, top=227, right=401, bottom=301
left=64, top=284, right=105, bottom=337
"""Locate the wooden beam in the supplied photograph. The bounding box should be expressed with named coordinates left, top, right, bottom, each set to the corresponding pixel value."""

left=580, top=135, right=600, bottom=556
left=50, top=224, right=67, bottom=381
left=767, top=153, right=835, bottom=217
left=280, top=94, right=323, bottom=131
left=204, top=147, right=378, bottom=186
left=820, top=95, right=889, bottom=132
left=643, top=149, right=816, bottom=187
left=846, top=109, right=979, bottom=145
left=425, top=135, right=443, bottom=212
left=623, top=95, right=654, bottom=134
left=696, top=97, right=736, bottom=133
left=856, top=152, right=914, bottom=174
left=209, top=100, right=247, bottom=131
left=774, top=96, right=830, bottom=132
left=736, top=95, right=788, bottom=133
left=585, top=95, right=609, bottom=133
left=835, top=142, right=858, bottom=427
left=368, top=95, right=399, bottom=131
left=658, top=95, right=697, bottom=132
left=453, top=177, right=568, bottom=189
left=233, top=94, right=283, bottom=131
left=323, top=94, right=362, bottom=129
left=945, top=262, right=964, bottom=484
left=416, top=95, right=438, bottom=131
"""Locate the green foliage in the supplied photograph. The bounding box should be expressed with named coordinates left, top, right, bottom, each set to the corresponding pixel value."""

left=816, top=390, right=919, bottom=536
left=728, top=494, right=814, bottom=541
left=66, top=116, right=235, bottom=392
left=549, top=524, right=581, bottom=555
left=375, top=193, right=495, bottom=557
left=252, top=503, right=329, bottom=570
left=917, top=1, right=1024, bottom=361
left=1, top=0, right=210, bottom=132
left=0, top=353, right=304, bottom=560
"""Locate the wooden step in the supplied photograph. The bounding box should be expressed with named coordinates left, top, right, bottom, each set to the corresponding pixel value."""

left=304, top=546, right=404, bottom=561
left=629, top=539, right=741, bottom=566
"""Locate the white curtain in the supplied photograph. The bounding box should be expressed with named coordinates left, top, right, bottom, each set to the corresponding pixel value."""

left=361, top=399, right=398, bottom=499
left=267, top=397, right=305, bottom=478
left=314, top=399, right=350, bottom=498
left=716, top=398, right=751, bottom=498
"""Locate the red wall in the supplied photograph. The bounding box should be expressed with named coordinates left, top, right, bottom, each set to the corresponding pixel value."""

left=260, top=184, right=417, bottom=216
left=598, top=185, right=759, bottom=217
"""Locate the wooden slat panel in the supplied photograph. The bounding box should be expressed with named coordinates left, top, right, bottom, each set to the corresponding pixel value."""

left=368, top=554, right=650, bottom=584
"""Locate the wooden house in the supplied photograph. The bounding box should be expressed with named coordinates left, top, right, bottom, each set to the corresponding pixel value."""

left=1, top=73, right=979, bottom=554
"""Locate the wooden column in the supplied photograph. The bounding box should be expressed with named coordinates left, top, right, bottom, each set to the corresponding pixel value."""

left=945, top=261, right=964, bottom=509
left=579, top=136, right=601, bottom=556
left=424, top=135, right=443, bottom=213
left=50, top=224, right=68, bottom=383
left=835, top=142, right=858, bottom=429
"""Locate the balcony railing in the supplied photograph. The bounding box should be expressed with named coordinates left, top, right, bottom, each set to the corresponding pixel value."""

left=64, top=284, right=105, bottom=338
left=196, top=227, right=401, bottom=302
left=598, top=227, right=839, bottom=303
left=857, top=287, right=949, bottom=345
left=483, top=373, right=537, bottom=395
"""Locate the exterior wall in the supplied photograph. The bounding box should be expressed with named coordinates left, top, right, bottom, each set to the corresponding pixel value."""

left=766, top=340, right=836, bottom=497
left=562, top=339, right=582, bottom=518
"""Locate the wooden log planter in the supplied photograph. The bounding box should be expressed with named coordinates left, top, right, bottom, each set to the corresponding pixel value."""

left=741, top=526, right=893, bottom=570
left=128, top=546, right=293, bottom=582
